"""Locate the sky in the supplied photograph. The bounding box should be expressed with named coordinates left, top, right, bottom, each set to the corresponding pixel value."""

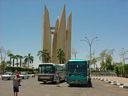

left=1, top=0, right=128, bottom=68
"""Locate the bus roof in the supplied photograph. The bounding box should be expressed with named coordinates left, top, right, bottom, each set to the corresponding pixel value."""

left=39, top=63, right=55, bottom=65
left=39, top=63, right=65, bottom=66
left=68, top=59, right=87, bottom=62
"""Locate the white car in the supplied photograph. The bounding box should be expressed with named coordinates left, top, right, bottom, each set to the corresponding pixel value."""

left=20, top=72, right=29, bottom=79
left=1, top=72, right=15, bottom=80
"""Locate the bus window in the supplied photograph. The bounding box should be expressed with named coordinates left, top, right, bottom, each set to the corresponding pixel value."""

left=67, top=61, right=87, bottom=75
left=65, top=59, right=92, bottom=86
left=38, top=63, right=66, bottom=83
left=39, top=65, right=55, bottom=74
left=45, top=66, right=55, bottom=73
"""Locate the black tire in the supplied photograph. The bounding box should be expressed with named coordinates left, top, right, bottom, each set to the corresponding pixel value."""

left=8, top=77, right=11, bottom=80
left=69, top=84, right=73, bottom=87
left=88, top=78, right=92, bottom=87
left=43, top=81, right=46, bottom=84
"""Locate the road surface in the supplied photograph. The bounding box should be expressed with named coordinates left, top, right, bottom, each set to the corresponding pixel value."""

left=0, top=77, right=127, bottom=96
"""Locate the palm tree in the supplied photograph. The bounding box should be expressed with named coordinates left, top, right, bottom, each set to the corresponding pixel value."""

left=37, top=50, right=44, bottom=62
left=57, top=49, right=65, bottom=64
left=18, top=55, right=23, bottom=67
left=12, top=55, right=17, bottom=67
left=24, top=53, right=34, bottom=68
left=15, top=55, right=19, bottom=67
left=7, top=52, right=13, bottom=66
left=37, top=49, right=50, bottom=63
left=16, top=55, right=23, bottom=67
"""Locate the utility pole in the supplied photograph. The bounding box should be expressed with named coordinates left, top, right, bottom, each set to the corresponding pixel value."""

left=81, top=36, right=97, bottom=77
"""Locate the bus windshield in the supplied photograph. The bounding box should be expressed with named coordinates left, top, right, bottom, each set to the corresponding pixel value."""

left=39, top=65, right=55, bottom=74
left=67, top=61, right=87, bottom=75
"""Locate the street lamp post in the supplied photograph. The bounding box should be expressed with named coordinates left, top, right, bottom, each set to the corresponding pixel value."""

left=81, top=36, right=97, bottom=78
left=120, top=48, right=128, bottom=64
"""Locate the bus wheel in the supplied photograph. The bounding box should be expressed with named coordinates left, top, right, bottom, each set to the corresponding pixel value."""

left=69, top=84, right=73, bottom=87
left=43, top=81, right=46, bottom=84
left=88, top=78, right=92, bottom=87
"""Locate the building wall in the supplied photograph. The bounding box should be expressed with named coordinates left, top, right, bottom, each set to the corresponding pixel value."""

left=42, top=6, right=51, bottom=58
left=42, top=5, right=71, bottom=63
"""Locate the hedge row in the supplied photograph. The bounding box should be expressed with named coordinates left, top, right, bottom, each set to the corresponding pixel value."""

left=91, top=64, right=128, bottom=77
left=5, top=67, right=38, bottom=74
left=114, top=64, right=128, bottom=77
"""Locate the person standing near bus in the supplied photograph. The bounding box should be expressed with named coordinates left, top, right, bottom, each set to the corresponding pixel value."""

left=13, top=77, right=20, bottom=96
left=15, top=70, right=20, bottom=78
left=15, top=70, right=21, bottom=86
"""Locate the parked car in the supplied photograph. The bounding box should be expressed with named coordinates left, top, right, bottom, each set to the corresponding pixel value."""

left=20, top=72, right=29, bottom=79
left=1, top=72, right=15, bottom=80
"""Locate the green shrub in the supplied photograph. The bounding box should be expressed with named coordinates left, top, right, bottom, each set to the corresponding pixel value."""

left=124, top=64, right=128, bottom=74
left=5, top=67, right=35, bottom=74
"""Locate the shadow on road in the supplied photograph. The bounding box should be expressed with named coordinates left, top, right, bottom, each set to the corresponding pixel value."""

left=68, top=84, right=93, bottom=88
left=39, top=81, right=66, bottom=85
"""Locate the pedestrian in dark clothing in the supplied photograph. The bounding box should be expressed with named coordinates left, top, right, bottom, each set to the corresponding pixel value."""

left=15, top=70, right=21, bottom=86
left=13, top=77, right=20, bottom=96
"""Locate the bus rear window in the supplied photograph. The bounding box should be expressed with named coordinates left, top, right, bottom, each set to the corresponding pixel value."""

left=67, top=62, right=87, bottom=74
left=39, top=65, right=55, bottom=74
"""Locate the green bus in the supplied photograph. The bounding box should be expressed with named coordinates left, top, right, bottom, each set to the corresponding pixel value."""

left=38, top=63, right=65, bottom=83
left=65, top=59, right=92, bottom=87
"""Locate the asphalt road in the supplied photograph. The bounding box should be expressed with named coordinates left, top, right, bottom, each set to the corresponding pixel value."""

left=0, top=77, right=128, bottom=96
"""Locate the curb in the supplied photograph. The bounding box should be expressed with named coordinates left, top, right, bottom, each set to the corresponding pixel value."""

left=116, top=82, right=123, bottom=86
left=110, top=81, right=117, bottom=85
left=92, top=76, right=128, bottom=89
left=119, top=85, right=128, bottom=88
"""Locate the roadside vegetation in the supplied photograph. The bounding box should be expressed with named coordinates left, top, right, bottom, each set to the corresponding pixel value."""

left=91, top=49, right=128, bottom=78
left=0, top=47, right=36, bottom=74
left=0, top=46, right=128, bottom=77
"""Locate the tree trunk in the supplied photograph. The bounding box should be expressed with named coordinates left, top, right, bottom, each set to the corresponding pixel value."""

left=20, top=59, right=22, bottom=67
left=13, top=59, right=14, bottom=67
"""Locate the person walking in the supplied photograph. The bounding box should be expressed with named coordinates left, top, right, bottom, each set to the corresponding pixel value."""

left=56, top=72, right=60, bottom=87
left=13, top=77, right=20, bottom=96
left=15, top=70, right=21, bottom=86
left=15, top=70, right=20, bottom=78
